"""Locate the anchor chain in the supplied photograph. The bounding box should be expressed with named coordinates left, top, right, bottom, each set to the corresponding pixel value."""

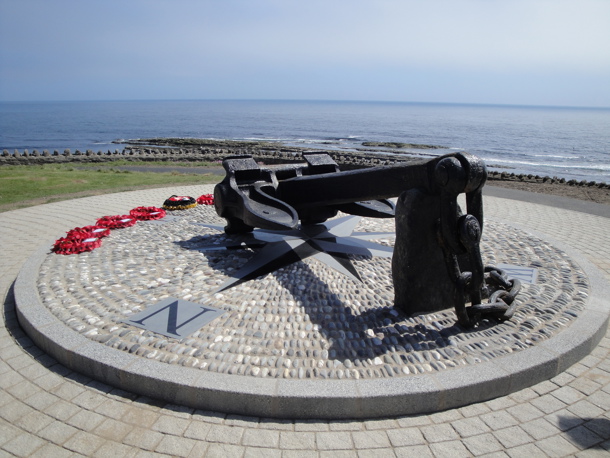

left=436, top=155, right=522, bottom=326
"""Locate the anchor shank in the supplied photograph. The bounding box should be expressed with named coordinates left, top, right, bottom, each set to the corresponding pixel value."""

left=277, top=159, right=437, bottom=209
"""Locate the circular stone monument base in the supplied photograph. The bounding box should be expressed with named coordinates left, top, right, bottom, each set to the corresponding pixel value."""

left=15, top=205, right=610, bottom=419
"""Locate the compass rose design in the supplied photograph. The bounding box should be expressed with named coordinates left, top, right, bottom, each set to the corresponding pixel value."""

left=194, top=216, right=395, bottom=292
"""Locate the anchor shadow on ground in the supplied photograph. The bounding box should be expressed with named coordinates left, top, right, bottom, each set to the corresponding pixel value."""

left=174, top=224, right=502, bottom=375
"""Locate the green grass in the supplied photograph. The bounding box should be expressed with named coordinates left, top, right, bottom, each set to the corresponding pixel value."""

left=72, top=159, right=221, bottom=168
left=0, top=163, right=220, bottom=212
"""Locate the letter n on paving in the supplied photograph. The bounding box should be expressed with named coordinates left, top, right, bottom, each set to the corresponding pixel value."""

left=123, top=298, right=224, bottom=338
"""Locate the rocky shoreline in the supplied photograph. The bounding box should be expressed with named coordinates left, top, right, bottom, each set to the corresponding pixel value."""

left=2, top=138, right=609, bottom=205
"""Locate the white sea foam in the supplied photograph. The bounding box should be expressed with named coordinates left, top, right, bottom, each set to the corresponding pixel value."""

left=484, top=157, right=610, bottom=171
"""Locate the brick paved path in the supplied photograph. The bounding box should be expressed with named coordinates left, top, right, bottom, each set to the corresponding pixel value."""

left=1, top=185, right=609, bottom=457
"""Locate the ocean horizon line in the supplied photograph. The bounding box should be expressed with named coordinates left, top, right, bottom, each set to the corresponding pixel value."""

left=1, top=98, right=609, bottom=111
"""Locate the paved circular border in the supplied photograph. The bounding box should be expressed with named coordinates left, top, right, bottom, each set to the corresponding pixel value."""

left=15, top=222, right=610, bottom=419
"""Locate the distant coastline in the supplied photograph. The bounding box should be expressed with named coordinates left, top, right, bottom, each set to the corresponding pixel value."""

left=2, top=138, right=609, bottom=207
left=2, top=100, right=608, bottom=183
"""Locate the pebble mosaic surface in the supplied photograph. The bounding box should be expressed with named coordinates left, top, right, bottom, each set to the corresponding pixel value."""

left=37, top=205, right=589, bottom=380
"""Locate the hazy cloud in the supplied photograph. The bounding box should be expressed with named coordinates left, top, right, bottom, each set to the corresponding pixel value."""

left=1, top=0, right=609, bottom=105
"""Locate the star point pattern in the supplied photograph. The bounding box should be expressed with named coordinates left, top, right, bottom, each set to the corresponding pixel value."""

left=193, top=216, right=395, bottom=292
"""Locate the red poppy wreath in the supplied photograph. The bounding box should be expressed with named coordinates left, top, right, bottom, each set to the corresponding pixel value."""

left=96, top=215, right=137, bottom=229
left=129, top=206, right=166, bottom=221
left=162, top=195, right=197, bottom=210
left=197, top=194, right=215, bottom=205
left=52, top=236, right=102, bottom=255
left=65, top=225, right=111, bottom=239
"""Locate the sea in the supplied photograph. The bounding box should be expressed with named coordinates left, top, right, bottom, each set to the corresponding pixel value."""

left=1, top=99, right=609, bottom=183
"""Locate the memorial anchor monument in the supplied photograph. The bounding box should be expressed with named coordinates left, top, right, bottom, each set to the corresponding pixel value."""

left=214, top=152, right=521, bottom=326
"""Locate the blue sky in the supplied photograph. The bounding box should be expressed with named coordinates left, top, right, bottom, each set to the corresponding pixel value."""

left=1, top=0, right=609, bottom=107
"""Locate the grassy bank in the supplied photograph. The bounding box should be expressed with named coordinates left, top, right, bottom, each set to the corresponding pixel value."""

left=0, top=164, right=219, bottom=212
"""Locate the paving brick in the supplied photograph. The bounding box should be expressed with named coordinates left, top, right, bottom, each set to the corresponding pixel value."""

left=530, top=393, right=568, bottom=414
left=356, top=448, right=396, bottom=458
left=463, top=432, right=504, bottom=456
left=17, top=362, right=51, bottom=381
left=505, top=403, right=544, bottom=422
left=520, top=417, right=562, bottom=440
left=242, top=428, right=280, bottom=448
left=244, top=446, right=282, bottom=458
left=22, top=391, right=58, bottom=411
left=569, top=377, right=602, bottom=396
left=5, top=379, right=39, bottom=399
left=13, top=411, right=54, bottom=434
left=151, top=415, right=191, bottom=436
left=258, top=418, right=294, bottom=431
left=224, top=414, right=260, bottom=427
left=121, top=406, right=160, bottom=429
left=566, top=363, right=590, bottom=378
left=155, top=435, right=197, bottom=457
left=6, top=354, right=36, bottom=372
left=552, top=385, right=587, bottom=405
left=37, top=421, right=78, bottom=445
left=485, top=397, right=517, bottom=411
left=329, top=420, right=363, bottom=431
left=94, top=398, right=132, bottom=420
left=394, top=445, right=434, bottom=457
left=545, top=409, right=586, bottom=432
left=386, top=428, right=425, bottom=447
left=420, top=423, right=459, bottom=443
left=0, top=421, right=21, bottom=447
left=457, top=402, right=492, bottom=418
left=94, top=441, right=139, bottom=458
left=535, top=435, right=580, bottom=456
left=429, top=439, right=471, bottom=457
left=71, top=390, right=107, bottom=410
left=582, top=417, right=610, bottom=440
left=279, top=431, right=316, bottom=450
left=183, top=421, right=212, bottom=440
left=479, top=410, right=519, bottom=431
left=29, top=441, right=74, bottom=458
left=319, top=451, right=356, bottom=458
left=1, top=432, right=46, bottom=457
left=66, top=409, right=106, bottom=431
left=563, top=425, right=605, bottom=450
left=294, top=420, right=331, bottom=432
left=451, top=416, right=491, bottom=438
left=396, top=415, right=432, bottom=428
left=93, top=417, right=131, bottom=442
left=531, top=380, right=559, bottom=396
left=123, top=426, right=165, bottom=451
left=43, top=399, right=81, bottom=422
left=192, top=409, right=226, bottom=424
left=508, top=387, right=538, bottom=403
left=351, top=430, right=391, bottom=449
left=492, top=426, right=534, bottom=448
left=206, top=424, right=245, bottom=445
left=0, top=390, right=12, bottom=409
left=587, top=390, right=610, bottom=411
left=551, top=371, right=577, bottom=386
left=362, top=418, right=399, bottom=430
left=315, top=431, right=354, bottom=450
left=505, top=443, right=547, bottom=457
left=567, top=399, right=606, bottom=419
left=204, top=443, right=246, bottom=458
left=188, top=441, right=210, bottom=457
left=50, top=382, right=86, bottom=401
left=282, top=450, right=319, bottom=458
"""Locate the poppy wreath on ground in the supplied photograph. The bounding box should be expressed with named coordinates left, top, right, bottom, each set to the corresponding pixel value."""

left=129, top=206, right=167, bottom=221
left=162, top=195, right=197, bottom=210
left=65, top=225, right=111, bottom=239
left=52, top=236, right=102, bottom=255
left=197, top=194, right=215, bottom=205
left=96, top=215, right=137, bottom=229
